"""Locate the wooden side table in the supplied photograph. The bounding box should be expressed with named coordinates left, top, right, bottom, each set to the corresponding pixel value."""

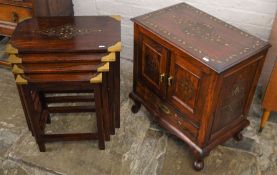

left=259, top=58, right=277, bottom=132
left=7, top=16, right=121, bottom=151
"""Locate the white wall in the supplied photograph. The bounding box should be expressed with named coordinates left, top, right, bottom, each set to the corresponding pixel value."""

left=73, top=0, right=277, bottom=60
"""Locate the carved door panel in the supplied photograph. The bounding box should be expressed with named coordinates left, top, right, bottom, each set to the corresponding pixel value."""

left=138, top=35, right=168, bottom=98
left=167, top=54, right=208, bottom=122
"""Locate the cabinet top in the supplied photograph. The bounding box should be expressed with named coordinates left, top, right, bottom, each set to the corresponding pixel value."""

left=132, top=3, right=270, bottom=73
left=10, top=16, right=121, bottom=54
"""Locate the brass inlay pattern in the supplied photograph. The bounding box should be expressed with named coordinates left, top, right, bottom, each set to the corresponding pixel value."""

left=36, top=24, right=103, bottom=40
left=90, top=73, right=102, bottom=84
left=141, top=3, right=266, bottom=65
left=15, top=75, right=28, bottom=85
left=231, top=80, right=245, bottom=97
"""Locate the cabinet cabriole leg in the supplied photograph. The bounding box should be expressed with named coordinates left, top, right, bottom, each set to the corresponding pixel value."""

left=193, top=159, right=204, bottom=171
left=131, top=102, right=141, bottom=114
left=233, top=131, right=243, bottom=141
left=129, top=92, right=141, bottom=114
left=191, top=146, right=205, bottom=171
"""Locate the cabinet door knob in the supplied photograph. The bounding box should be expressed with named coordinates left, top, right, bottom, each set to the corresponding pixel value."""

left=168, top=76, right=174, bottom=86
left=11, top=12, right=19, bottom=23
left=160, top=73, right=165, bottom=83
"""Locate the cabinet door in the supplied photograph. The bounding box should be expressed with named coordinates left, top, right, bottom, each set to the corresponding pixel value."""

left=167, top=54, right=209, bottom=122
left=138, top=35, right=168, bottom=98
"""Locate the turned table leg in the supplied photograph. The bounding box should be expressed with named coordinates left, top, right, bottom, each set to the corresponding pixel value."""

left=259, top=110, right=271, bottom=133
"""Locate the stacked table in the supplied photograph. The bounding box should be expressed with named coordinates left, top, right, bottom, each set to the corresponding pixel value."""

left=6, top=16, right=121, bottom=151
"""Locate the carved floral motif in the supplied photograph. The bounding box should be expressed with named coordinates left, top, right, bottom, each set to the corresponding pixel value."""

left=178, top=78, right=194, bottom=101
left=144, top=52, right=160, bottom=84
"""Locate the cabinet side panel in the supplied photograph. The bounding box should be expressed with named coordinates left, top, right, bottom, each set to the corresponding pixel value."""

left=211, top=61, right=259, bottom=134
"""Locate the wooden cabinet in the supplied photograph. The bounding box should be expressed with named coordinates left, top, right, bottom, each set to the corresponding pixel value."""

left=0, top=0, right=73, bottom=36
left=130, top=3, right=271, bottom=171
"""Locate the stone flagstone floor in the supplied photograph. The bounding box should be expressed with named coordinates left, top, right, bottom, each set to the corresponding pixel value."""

left=0, top=54, right=276, bottom=174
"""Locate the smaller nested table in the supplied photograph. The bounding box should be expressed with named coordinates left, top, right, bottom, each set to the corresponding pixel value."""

left=6, top=16, right=121, bottom=151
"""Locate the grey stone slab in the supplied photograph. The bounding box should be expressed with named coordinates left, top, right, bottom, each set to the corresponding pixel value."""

left=109, top=100, right=151, bottom=156
left=6, top=100, right=151, bottom=175
left=7, top=132, right=120, bottom=175
left=45, top=113, right=98, bottom=134
left=0, top=37, right=9, bottom=61
left=243, top=118, right=277, bottom=174
left=116, top=129, right=167, bottom=175
left=0, top=69, right=29, bottom=158
left=1, top=159, right=57, bottom=175
left=120, top=58, right=133, bottom=105
left=223, top=137, right=260, bottom=155
left=161, top=135, right=260, bottom=175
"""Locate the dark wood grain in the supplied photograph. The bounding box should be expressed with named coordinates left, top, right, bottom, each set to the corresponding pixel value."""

left=11, top=16, right=121, bottom=53
left=0, top=0, right=33, bottom=8
left=130, top=3, right=270, bottom=171
left=17, top=62, right=104, bottom=74
left=18, top=53, right=108, bottom=64
left=45, top=96, right=94, bottom=103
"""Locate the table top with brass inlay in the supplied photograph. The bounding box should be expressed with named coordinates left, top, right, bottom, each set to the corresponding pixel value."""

left=10, top=16, right=121, bottom=54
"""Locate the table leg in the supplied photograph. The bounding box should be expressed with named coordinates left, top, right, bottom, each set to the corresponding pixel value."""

left=95, top=84, right=105, bottom=150
left=114, top=52, right=120, bottom=128
left=259, top=109, right=271, bottom=132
